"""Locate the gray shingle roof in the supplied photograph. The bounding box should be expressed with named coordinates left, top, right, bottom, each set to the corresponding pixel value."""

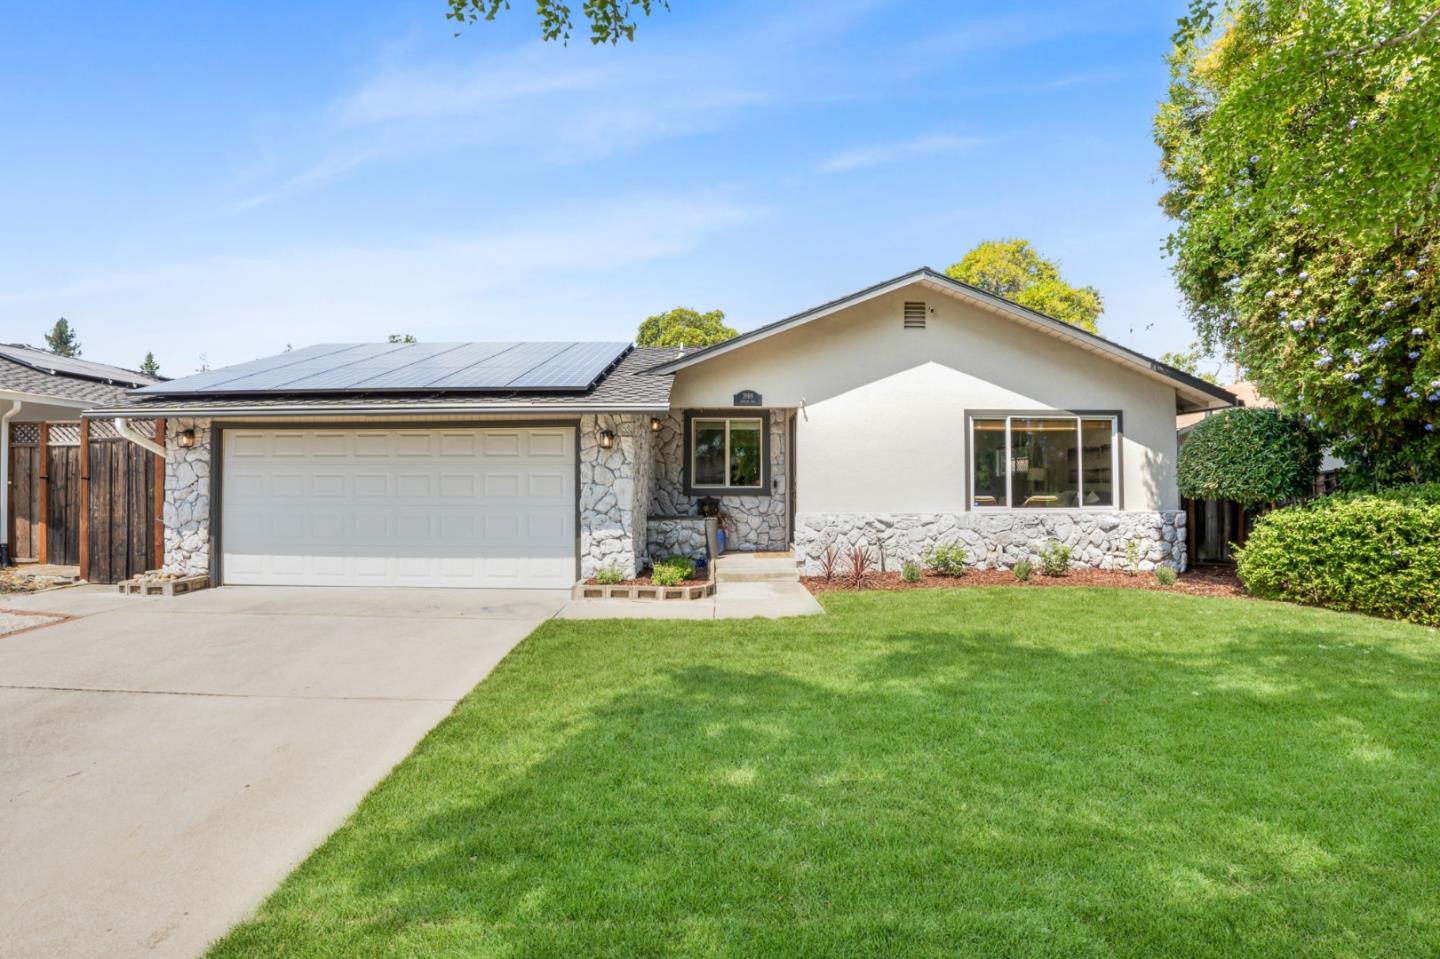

left=86, top=346, right=675, bottom=417
left=0, top=345, right=154, bottom=407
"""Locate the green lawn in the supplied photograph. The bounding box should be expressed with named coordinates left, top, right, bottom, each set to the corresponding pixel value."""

left=212, top=589, right=1440, bottom=958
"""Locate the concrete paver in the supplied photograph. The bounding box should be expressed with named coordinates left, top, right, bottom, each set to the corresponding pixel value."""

left=556, top=580, right=823, bottom=620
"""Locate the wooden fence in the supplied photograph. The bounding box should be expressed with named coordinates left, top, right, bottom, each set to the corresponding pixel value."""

left=8, top=420, right=165, bottom=583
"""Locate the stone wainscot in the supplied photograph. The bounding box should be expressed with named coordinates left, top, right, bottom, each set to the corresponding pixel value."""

left=794, top=510, right=1187, bottom=574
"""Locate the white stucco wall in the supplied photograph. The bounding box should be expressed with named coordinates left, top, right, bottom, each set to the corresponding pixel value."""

left=669, top=286, right=1182, bottom=512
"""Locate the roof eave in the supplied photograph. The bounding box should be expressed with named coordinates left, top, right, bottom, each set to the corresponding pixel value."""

left=0, top=388, right=95, bottom=410
left=644, top=267, right=1240, bottom=408
left=83, top=401, right=672, bottom=419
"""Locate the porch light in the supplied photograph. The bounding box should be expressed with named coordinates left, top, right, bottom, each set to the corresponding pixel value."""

left=649, top=417, right=661, bottom=433
left=177, top=428, right=196, bottom=449
left=598, top=429, right=615, bottom=449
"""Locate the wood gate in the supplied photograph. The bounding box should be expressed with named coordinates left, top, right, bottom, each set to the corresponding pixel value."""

left=7, top=420, right=165, bottom=583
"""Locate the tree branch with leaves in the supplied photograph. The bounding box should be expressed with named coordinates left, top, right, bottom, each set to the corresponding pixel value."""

left=446, top=0, right=669, bottom=44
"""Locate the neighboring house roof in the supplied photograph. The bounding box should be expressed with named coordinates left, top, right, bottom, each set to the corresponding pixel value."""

left=86, top=346, right=675, bottom=417
left=643, top=267, right=1238, bottom=412
left=1177, top=381, right=1269, bottom=432
left=0, top=343, right=156, bottom=407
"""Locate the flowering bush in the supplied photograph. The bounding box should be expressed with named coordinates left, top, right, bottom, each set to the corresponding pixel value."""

left=1156, top=1, right=1440, bottom=486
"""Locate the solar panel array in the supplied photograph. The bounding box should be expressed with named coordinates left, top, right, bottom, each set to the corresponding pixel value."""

left=134, top=342, right=631, bottom=396
left=0, top=343, right=154, bottom=387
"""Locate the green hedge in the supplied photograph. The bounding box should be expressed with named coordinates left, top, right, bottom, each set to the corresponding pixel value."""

left=1236, top=489, right=1440, bottom=626
left=1327, top=483, right=1440, bottom=506
left=1178, top=407, right=1323, bottom=507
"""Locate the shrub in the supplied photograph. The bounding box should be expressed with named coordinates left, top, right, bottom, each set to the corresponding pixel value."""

left=901, top=559, right=922, bottom=583
left=1177, top=407, right=1323, bottom=507
left=847, top=543, right=875, bottom=589
left=1236, top=493, right=1440, bottom=626
left=1154, top=565, right=1178, bottom=587
left=922, top=542, right=968, bottom=577
left=595, top=566, right=623, bottom=585
left=1124, top=539, right=1141, bottom=577
left=651, top=564, right=685, bottom=587
left=1036, top=539, right=1072, bottom=577
left=654, top=555, right=697, bottom=580
left=818, top=543, right=843, bottom=583
left=1325, top=482, right=1440, bottom=507
left=1013, top=559, right=1033, bottom=582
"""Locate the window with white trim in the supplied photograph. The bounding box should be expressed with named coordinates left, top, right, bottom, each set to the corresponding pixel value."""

left=690, top=417, right=764, bottom=489
left=971, top=415, right=1116, bottom=509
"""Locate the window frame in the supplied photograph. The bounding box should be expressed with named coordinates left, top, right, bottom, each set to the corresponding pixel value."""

left=683, top=410, right=770, bottom=497
left=965, top=410, right=1122, bottom=511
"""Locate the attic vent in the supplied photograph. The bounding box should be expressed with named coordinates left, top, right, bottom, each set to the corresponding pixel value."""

left=903, top=301, right=927, bottom=329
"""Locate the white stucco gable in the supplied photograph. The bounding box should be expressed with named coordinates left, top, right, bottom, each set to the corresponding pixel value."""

left=662, top=272, right=1227, bottom=515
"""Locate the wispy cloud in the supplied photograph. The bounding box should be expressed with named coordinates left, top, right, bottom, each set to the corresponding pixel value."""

left=230, top=147, right=384, bottom=212
left=228, top=38, right=773, bottom=211
left=4, top=191, right=765, bottom=369
left=817, top=133, right=988, bottom=173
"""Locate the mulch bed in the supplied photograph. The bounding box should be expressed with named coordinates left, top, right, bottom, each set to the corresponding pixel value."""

left=584, top=575, right=708, bottom=587
left=804, top=565, right=1246, bottom=598
left=583, top=567, right=708, bottom=587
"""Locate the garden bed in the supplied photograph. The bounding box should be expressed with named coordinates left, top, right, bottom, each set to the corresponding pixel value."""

left=804, top=565, right=1244, bottom=597
left=574, top=559, right=714, bottom=601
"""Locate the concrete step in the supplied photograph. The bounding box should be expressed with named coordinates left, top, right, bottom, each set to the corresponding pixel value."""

left=714, top=552, right=801, bottom=583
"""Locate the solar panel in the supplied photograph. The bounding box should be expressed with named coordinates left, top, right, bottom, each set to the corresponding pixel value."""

left=0, top=343, right=155, bottom=387
left=130, top=344, right=356, bottom=395
left=510, top=341, right=629, bottom=388
left=136, top=342, right=632, bottom=395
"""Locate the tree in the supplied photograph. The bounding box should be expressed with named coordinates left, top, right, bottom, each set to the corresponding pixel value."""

left=1178, top=407, right=1323, bottom=507
left=1156, top=1, right=1439, bottom=486
left=1159, top=342, right=1222, bottom=383
left=44, top=318, right=81, bottom=357
left=446, top=0, right=669, bottom=44
left=944, top=239, right=1103, bottom=333
left=635, top=307, right=737, bottom=349
left=388, top=334, right=418, bottom=343
left=139, top=352, right=160, bottom=378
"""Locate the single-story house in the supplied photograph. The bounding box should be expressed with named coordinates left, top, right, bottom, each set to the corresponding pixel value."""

left=2, top=344, right=160, bottom=572
left=86, top=268, right=1236, bottom=588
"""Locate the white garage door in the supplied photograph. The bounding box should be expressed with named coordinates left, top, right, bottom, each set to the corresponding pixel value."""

left=221, top=427, right=576, bottom=588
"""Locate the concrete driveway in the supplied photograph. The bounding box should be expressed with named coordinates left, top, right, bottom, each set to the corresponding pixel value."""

left=0, top=584, right=567, bottom=959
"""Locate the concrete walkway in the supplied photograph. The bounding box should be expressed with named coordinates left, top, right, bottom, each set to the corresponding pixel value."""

left=0, top=584, right=567, bottom=959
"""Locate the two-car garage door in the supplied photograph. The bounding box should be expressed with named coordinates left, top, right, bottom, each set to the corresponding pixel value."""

left=221, top=427, right=575, bottom=588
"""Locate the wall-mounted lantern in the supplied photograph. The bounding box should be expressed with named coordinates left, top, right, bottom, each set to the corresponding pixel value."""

left=598, top=429, right=616, bottom=449
left=177, top=428, right=197, bottom=449
left=649, top=417, right=662, bottom=433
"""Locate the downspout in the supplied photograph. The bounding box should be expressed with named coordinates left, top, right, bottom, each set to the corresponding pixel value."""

left=114, top=417, right=168, bottom=458
left=1, top=400, right=20, bottom=566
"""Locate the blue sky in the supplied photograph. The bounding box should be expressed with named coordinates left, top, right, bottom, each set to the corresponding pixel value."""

left=1, top=0, right=1203, bottom=377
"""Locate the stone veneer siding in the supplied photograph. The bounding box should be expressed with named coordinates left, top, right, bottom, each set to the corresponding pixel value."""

left=579, top=413, right=652, bottom=580
left=650, top=410, right=788, bottom=552
left=163, top=417, right=214, bottom=575
left=794, top=510, right=1187, bottom=574
left=645, top=516, right=710, bottom=563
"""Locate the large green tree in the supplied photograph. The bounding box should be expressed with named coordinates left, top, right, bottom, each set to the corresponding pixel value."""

left=446, top=0, right=668, bottom=43
left=1157, top=0, right=1440, bottom=485
left=944, top=239, right=1103, bottom=333
left=139, top=352, right=160, bottom=378
left=636, top=307, right=737, bottom=349
left=43, top=318, right=81, bottom=357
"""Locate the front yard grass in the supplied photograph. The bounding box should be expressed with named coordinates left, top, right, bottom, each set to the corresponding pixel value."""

left=212, top=589, right=1440, bottom=958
